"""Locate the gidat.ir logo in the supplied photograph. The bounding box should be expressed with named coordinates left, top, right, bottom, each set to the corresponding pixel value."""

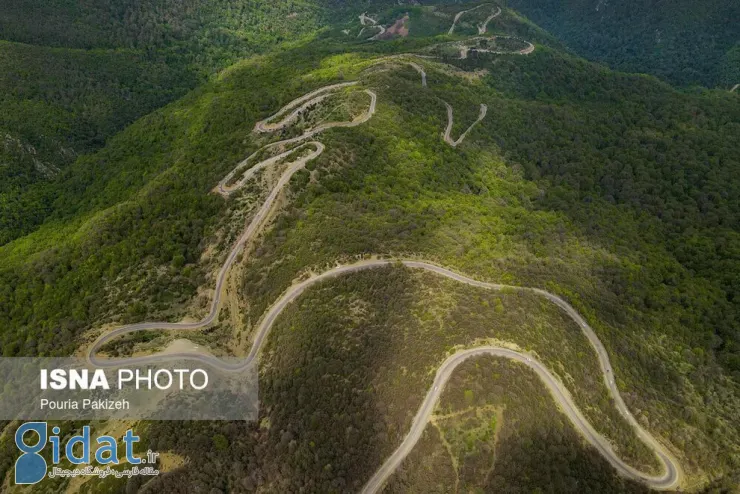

left=14, top=421, right=145, bottom=485
left=14, top=422, right=48, bottom=484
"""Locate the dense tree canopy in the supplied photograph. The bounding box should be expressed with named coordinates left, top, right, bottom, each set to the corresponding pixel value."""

left=508, top=0, right=740, bottom=87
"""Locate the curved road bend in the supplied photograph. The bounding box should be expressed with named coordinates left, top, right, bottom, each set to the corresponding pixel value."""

left=443, top=102, right=487, bottom=147
left=89, top=141, right=324, bottom=366
left=369, top=25, right=387, bottom=41
left=448, top=4, right=488, bottom=35
left=218, top=143, right=317, bottom=197
left=221, top=88, right=377, bottom=197
left=473, top=35, right=536, bottom=56
left=361, top=346, right=679, bottom=493
left=360, top=12, right=378, bottom=26
left=477, top=6, right=502, bottom=35
left=457, top=36, right=536, bottom=59
left=255, top=94, right=330, bottom=133
left=254, top=81, right=359, bottom=133
left=473, top=43, right=535, bottom=56
left=358, top=12, right=388, bottom=41
left=361, top=55, right=427, bottom=88
left=89, top=258, right=681, bottom=490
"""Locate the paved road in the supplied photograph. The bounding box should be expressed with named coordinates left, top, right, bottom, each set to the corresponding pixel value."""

left=219, top=87, right=376, bottom=197
left=358, top=24, right=386, bottom=41
left=90, top=141, right=324, bottom=368
left=369, top=24, right=387, bottom=41
left=358, top=13, right=386, bottom=41
left=447, top=4, right=503, bottom=36
left=362, top=55, right=427, bottom=88
left=359, top=12, right=377, bottom=26
left=443, top=101, right=487, bottom=147
left=218, top=143, right=318, bottom=196
left=360, top=346, right=679, bottom=493
left=459, top=36, right=536, bottom=58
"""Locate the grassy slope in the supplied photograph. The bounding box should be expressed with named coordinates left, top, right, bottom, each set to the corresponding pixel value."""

left=507, top=0, right=740, bottom=88
left=1, top=3, right=739, bottom=490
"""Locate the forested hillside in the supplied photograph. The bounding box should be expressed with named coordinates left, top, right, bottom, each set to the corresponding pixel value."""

left=0, top=41, right=200, bottom=243
left=0, top=0, right=397, bottom=245
left=1, top=1, right=739, bottom=492
left=507, top=0, right=740, bottom=88
left=0, top=0, right=331, bottom=68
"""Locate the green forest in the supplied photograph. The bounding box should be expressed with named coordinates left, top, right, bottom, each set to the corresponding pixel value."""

left=507, top=0, right=740, bottom=88
left=1, top=0, right=739, bottom=492
left=0, top=0, right=402, bottom=245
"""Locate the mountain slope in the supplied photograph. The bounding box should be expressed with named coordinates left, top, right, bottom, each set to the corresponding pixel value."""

left=507, top=0, right=740, bottom=88
left=0, top=40, right=200, bottom=243
left=0, top=0, right=383, bottom=246
left=1, top=2, right=739, bottom=491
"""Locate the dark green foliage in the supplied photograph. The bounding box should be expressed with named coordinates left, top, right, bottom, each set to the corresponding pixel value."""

left=0, top=38, right=374, bottom=356
left=231, top=43, right=739, bottom=480
left=720, top=44, right=740, bottom=88
left=507, top=0, right=740, bottom=87
left=471, top=47, right=740, bottom=373
left=0, top=41, right=198, bottom=243
left=0, top=0, right=382, bottom=245
left=0, top=0, right=324, bottom=56
left=389, top=358, right=649, bottom=493
left=1, top=2, right=739, bottom=489
left=143, top=268, right=645, bottom=492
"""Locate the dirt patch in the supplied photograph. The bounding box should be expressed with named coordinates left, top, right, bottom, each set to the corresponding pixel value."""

left=378, top=14, right=409, bottom=40
left=158, top=452, right=188, bottom=472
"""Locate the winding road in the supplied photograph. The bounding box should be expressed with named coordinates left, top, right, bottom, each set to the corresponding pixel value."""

left=478, top=6, right=502, bottom=34
left=90, top=83, right=376, bottom=363
left=443, top=101, right=487, bottom=147
left=460, top=36, right=536, bottom=58
left=363, top=56, right=427, bottom=88
left=360, top=347, right=679, bottom=493
left=359, top=12, right=378, bottom=26
left=369, top=25, right=388, bottom=41
left=88, top=52, right=682, bottom=492
left=219, top=87, right=377, bottom=197
left=448, top=4, right=487, bottom=35
left=359, top=25, right=386, bottom=40
left=447, top=4, right=502, bottom=36
left=90, top=258, right=683, bottom=490
left=358, top=13, right=386, bottom=41
left=253, top=81, right=359, bottom=133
